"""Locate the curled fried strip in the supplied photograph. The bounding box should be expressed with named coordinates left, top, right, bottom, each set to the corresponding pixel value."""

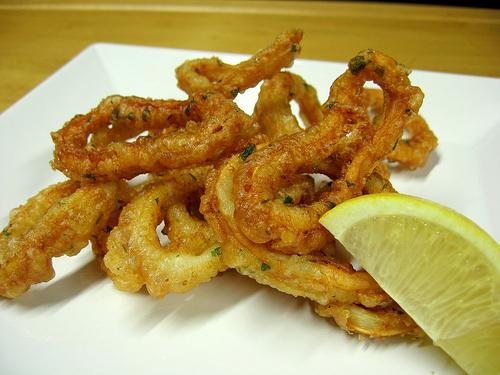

left=176, top=29, right=303, bottom=97
left=200, top=154, right=390, bottom=307
left=104, top=166, right=226, bottom=297
left=364, top=88, right=438, bottom=170
left=315, top=303, right=423, bottom=337
left=231, top=50, right=423, bottom=255
left=387, top=114, right=438, bottom=169
left=0, top=181, right=120, bottom=298
left=51, top=92, right=250, bottom=181
left=252, top=72, right=322, bottom=139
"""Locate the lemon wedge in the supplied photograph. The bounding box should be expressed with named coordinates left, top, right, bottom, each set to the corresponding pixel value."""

left=319, top=193, right=500, bottom=375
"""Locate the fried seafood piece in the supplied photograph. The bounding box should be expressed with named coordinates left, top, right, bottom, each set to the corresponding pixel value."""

left=231, top=50, right=424, bottom=255
left=387, top=114, right=438, bottom=169
left=201, top=154, right=389, bottom=307
left=363, top=88, right=438, bottom=170
left=315, top=302, right=423, bottom=337
left=200, top=153, right=421, bottom=337
left=51, top=92, right=251, bottom=181
left=252, top=72, right=323, bottom=139
left=0, top=180, right=121, bottom=298
left=103, top=166, right=226, bottom=297
left=175, top=29, right=303, bottom=97
left=91, top=182, right=138, bottom=271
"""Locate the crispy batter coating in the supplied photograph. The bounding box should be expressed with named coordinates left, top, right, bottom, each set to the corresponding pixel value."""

left=175, top=29, right=303, bottom=98
left=252, top=72, right=322, bottom=139
left=0, top=180, right=120, bottom=298
left=201, top=153, right=421, bottom=337
left=2, top=30, right=439, bottom=339
left=231, top=50, right=423, bottom=255
left=201, top=154, right=390, bottom=307
left=315, top=303, right=423, bottom=337
left=51, top=92, right=251, bottom=181
left=363, top=88, right=438, bottom=170
left=104, top=167, right=226, bottom=297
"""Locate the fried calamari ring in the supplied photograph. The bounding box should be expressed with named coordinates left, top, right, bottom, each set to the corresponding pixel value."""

left=315, top=302, right=423, bottom=337
left=363, top=88, right=438, bottom=170
left=91, top=182, right=137, bottom=271
left=104, top=166, right=226, bottom=297
left=51, top=92, right=250, bottom=181
left=387, top=114, right=438, bottom=169
left=175, top=29, right=303, bottom=97
left=0, top=180, right=121, bottom=298
left=200, top=154, right=421, bottom=337
left=231, top=50, right=423, bottom=255
left=200, top=154, right=390, bottom=308
left=252, top=72, right=323, bottom=139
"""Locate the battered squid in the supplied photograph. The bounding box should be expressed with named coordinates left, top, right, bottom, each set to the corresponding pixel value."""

left=231, top=50, right=424, bottom=255
left=0, top=180, right=121, bottom=298
left=252, top=71, right=323, bottom=139
left=51, top=92, right=251, bottom=181
left=175, top=29, right=303, bottom=98
left=104, top=166, right=226, bottom=297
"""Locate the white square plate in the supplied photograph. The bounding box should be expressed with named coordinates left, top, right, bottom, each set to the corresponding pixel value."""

left=1, top=43, right=499, bottom=375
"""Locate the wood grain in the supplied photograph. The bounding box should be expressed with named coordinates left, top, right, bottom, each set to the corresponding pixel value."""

left=1, top=1, right=499, bottom=112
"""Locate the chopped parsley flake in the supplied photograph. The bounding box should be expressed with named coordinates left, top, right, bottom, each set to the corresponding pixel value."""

left=2, top=228, right=11, bottom=237
left=211, top=247, right=222, bottom=256
left=283, top=195, right=294, bottom=205
left=261, top=263, right=271, bottom=271
left=239, top=143, right=256, bottom=161
left=142, top=107, right=151, bottom=122
left=348, top=55, right=367, bottom=75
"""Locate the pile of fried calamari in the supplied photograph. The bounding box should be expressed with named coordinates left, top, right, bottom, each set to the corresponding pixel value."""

left=0, top=30, right=437, bottom=338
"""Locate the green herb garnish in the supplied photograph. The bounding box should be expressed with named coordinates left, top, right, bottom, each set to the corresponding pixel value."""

left=211, top=247, right=222, bottom=256
left=261, top=263, right=271, bottom=271
left=375, top=65, right=385, bottom=77
left=239, top=143, right=256, bottom=161
left=324, top=100, right=336, bottom=109
left=283, top=195, right=294, bottom=205
left=348, top=55, right=367, bottom=75
left=142, top=107, right=151, bottom=122
left=2, top=228, right=11, bottom=237
left=346, top=180, right=356, bottom=188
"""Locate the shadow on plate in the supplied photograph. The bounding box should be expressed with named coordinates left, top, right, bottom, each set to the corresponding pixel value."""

left=131, top=270, right=267, bottom=332
left=13, top=260, right=106, bottom=308
left=390, top=150, right=441, bottom=179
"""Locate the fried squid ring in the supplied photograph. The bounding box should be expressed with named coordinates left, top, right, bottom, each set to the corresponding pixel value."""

left=315, top=302, right=423, bottom=337
left=51, top=92, right=250, bottom=181
left=231, top=50, right=424, bottom=255
left=387, top=114, right=438, bottom=169
left=363, top=88, right=438, bottom=170
left=103, top=166, right=226, bottom=297
left=252, top=72, right=323, bottom=139
left=200, top=154, right=421, bottom=337
left=0, top=180, right=121, bottom=298
left=201, top=154, right=390, bottom=308
left=175, top=29, right=303, bottom=98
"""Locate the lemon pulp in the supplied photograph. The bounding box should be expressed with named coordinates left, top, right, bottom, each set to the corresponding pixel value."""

left=319, top=194, right=500, bottom=375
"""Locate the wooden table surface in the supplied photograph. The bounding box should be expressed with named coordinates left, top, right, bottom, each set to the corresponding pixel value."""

left=1, top=0, right=499, bottom=112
